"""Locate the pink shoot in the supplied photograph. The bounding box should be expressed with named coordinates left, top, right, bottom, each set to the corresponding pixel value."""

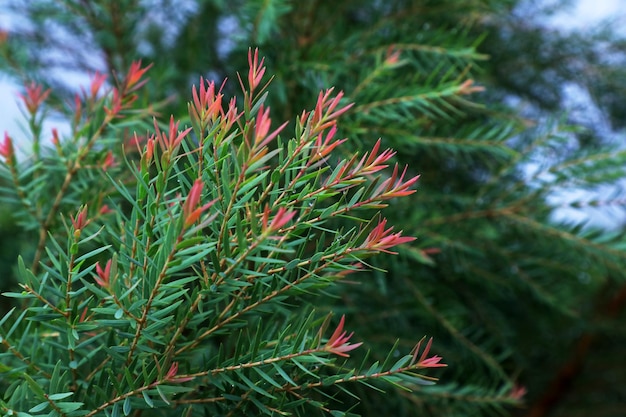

left=19, top=82, right=51, bottom=115
left=324, top=315, right=363, bottom=357
left=0, top=132, right=14, bottom=160
left=95, top=259, right=112, bottom=288
left=183, top=179, right=216, bottom=228
left=360, top=218, right=416, bottom=254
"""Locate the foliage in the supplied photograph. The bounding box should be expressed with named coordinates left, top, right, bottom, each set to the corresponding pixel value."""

left=479, top=1, right=626, bottom=143
left=2, top=1, right=626, bottom=417
left=0, top=52, right=449, bottom=416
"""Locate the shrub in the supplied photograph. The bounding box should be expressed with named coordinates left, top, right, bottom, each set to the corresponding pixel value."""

left=0, top=50, right=444, bottom=416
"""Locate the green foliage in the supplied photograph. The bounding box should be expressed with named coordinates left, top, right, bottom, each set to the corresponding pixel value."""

left=0, top=53, right=447, bottom=416
left=2, top=1, right=626, bottom=416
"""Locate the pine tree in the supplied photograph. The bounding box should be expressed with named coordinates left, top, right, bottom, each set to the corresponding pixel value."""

left=2, top=1, right=626, bottom=416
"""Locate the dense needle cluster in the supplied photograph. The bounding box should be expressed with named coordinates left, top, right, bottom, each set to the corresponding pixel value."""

left=0, top=50, right=444, bottom=416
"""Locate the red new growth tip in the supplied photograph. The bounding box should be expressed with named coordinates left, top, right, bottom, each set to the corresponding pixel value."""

left=95, top=259, right=112, bottom=288
left=182, top=179, right=216, bottom=228
left=360, top=218, right=415, bottom=254
left=458, top=79, right=485, bottom=95
left=144, top=137, right=155, bottom=163
left=509, top=384, right=527, bottom=401
left=248, top=48, right=266, bottom=92
left=73, top=94, right=83, bottom=125
left=374, top=164, right=420, bottom=199
left=254, top=104, right=287, bottom=149
left=262, top=205, right=296, bottom=234
left=311, top=124, right=347, bottom=163
left=0, top=132, right=14, bottom=160
left=102, top=150, right=117, bottom=171
left=71, top=206, right=90, bottom=231
left=324, top=315, right=363, bottom=357
left=19, top=82, right=51, bottom=115
left=311, top=89, right=354, bottom=132
left=355, top=139, right=396, bottom=176
left=51, top=128, right=60, bottom=146
left=99, top=205, right=113, bottom=215
left=384, top=45, right=401, bottom=66
left=223, top=97, right=240, bottom=131
left=271, top=207, right=296, bottom=231
left=164, top=362, right=194, bottom=383
left=254, top=104, right=271, bottom=145
left=125, top=60, right=152, bottom=91
left=89, top=71, right=107, bottom=99
left=104, top=88, right=122, bottom=118
left=154, top=116, right=192, bottom=153
left=191, top=77, right=223, bottom=127
left=411, top=337, right=447, bottom=368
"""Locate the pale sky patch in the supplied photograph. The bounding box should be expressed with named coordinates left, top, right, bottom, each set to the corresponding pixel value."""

left=548, top=0, right=624, bottom=30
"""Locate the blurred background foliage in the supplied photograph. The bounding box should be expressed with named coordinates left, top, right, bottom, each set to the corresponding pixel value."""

left=2, top=0, right=626, bottom=416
